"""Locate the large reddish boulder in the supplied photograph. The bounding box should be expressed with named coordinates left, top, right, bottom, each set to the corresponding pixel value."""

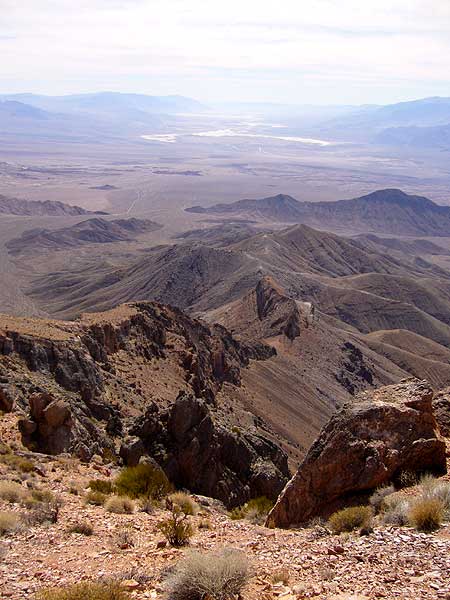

left=266, top=379, right=446, bottom=528
left=432, top=388, right=450, bottom=437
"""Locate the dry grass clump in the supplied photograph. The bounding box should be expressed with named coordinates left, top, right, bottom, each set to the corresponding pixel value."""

left=115, top=463, right=171, bottom=500
left=270, top=568, right=290, bottom=585
left=369, top=485, right=395, bottom=513
left=380, top=494, right=410, bottom=526
left=85, top=490, right=107, bottom=506
left=229, top=496, right=274, bottom=524
left=0, top=453, right=34, bottom=473
left=328, top=506, right=373, bottom=534
left=25, top=499, right=61, bottom=525
left=169, top=492, right=199, bottom=516
left=0, top=480, right=27, bottom=503
left=408, top=497, right=444, bottom=532
left=89, top=479, right=114, bottom=495
left=165, top=548, right=249, bottom=600
left=35, top=581, right=130, bottom=600
left=68, top=521, right=94, bottom=536
left=115, top=528, right=135, bottom=549
left=158, top=506, right=194, bottom=547
left=105, top=495, right=135, bottom=514
left=0, top=511, right=20, bottom=536
left=31, top=488, right=55, bottom=504
left=420, top=475, right=450, bottom=517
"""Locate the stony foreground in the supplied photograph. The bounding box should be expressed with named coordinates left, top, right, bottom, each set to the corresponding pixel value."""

left=1, top=451, right=450, bottom=600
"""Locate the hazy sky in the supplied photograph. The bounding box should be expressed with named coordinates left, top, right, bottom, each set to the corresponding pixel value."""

left=1, top=0, right=450, bottom=105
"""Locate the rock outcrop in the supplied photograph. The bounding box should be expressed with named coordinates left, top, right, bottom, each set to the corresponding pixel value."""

left=266, top=379, right=447, bottom=528
left=432, top=388, right=450, bottom=437
left=131, top=391, right=289, bottom=507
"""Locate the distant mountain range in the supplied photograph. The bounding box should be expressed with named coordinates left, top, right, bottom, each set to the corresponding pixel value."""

left=186, top=189, right=450, bottom=236
left=0, top=194, right=106, bottom=217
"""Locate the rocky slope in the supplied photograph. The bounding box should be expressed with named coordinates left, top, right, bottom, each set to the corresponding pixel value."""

left=0, top=302, right=288, bottom=507
left=6, top=218, right=162, bottom=255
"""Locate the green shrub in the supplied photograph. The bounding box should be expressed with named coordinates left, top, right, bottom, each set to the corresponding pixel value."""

left=0, top=480, right=27, bottom=503
left=35, top=581, right=130, bottom=600
left=158, top=506, right=194, bottom=547
left=230, top=496, right=274, bottom=524
left=68, top=521, right=93, bottom=536
left=165, top=548, right=249, bottom=600
left=85, top=491, right=107, bottom=506
left=115, top=463, right=171, bottom=500
left=328, top=506, right=373, bottom=534
left=0, top=511, right=20, bottom=535
left=408, top=497, right=444, bottom=532
left=169, top=492, right=199, bottom=516
left=104, top=496, right=135, bottom=514
left=89, top=479, right=114, bottom=495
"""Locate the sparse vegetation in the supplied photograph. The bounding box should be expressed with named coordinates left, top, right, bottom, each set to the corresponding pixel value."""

left=420, top=476, right=450, bottom=517
left=31, top=488, right=55, bottom=504
left=68, top=521, right=93, bottom=536
left=0, top=480, right=27, bottom=503
left=380, top=494, right=410, bottom=526
left=89, top=479, right=114, bottom=495
left=25, top=499, right=61, bottom=525
left=104, top=495, right=135, bottom=514
left=115, top=463, right=171, bottom=500
left=85, top=490, right=107, bottom=506
left=271, top=568, right=290, bottom=585
left=328, top=506, right=373, bottom=534
left=35, top=581, right=130, bottom=600
left=0, top=453, right=34, bottom=473
left=229, top=496, right=274, bottom=524
left=157, top=506, right=194, bottom=547
left=398, top=470, right=418, bottom=488
left=369, top=484, right=395, bottom=513
left=408, top=497, right=444, bottom=532
left=0, top=511, right=20, bottom=535
left=169, top=492, right=199, bottom=516
left=165, top=548, right=249, bottom=600
left=115, top=528, right=135, bottom=549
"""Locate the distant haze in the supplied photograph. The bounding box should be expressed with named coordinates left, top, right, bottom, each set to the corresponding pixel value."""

left=1, top=0, right=450, bottom=105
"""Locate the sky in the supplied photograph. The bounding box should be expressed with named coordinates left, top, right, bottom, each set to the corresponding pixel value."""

left=1, top=0, right=450, bottom=105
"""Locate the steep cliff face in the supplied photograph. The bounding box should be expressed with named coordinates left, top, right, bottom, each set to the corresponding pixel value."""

left=0, top=302, right=284, bottom=505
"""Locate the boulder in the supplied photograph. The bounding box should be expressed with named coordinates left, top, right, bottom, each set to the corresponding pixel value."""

left=0, top=384, right=17, bottom=412
left=432, top=388, right=450, bottom=437
left=119, top=436, right=145, bottom=466
left=266, top=379, right=446, bottom=528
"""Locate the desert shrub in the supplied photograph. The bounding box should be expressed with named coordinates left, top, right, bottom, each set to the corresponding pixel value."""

left=35, top=581, right=130, bottom=600
left=115, top=463, right=171, bottom=500
left=420, top=476, right=450, bottom=517
left=104, top=496, right=135, bottom=514
left=369, top=485, right=395, bottom=513
left=67, top=481, right=82, bottom=496
left=158, top=506, right=194, bottom=547
left=0, top=441, right=11, bottom=455
left=115, top=528, right=135, bottom=549
left=1, top=454, right=34, bottom=473
left=169, top=492, right=199, bottom=516
left=271, top=568, right=290, bottom=585
left=198, top=519, right=212, bottom=530
left=31, top=488, right=55, bottom=503
left=230, top=496, right=274, bottom=524
left=0, top=511, right=20, bottom=536
left=85, top=491, right=107, bottom=506
left=89, top=479, right=114, bottom=495
left=139, top=497, right=154, bottom=514
left=68, top=521, right=93, bottom=536
left=165, top=548, right=249, bottom=600
left=0, top=480, right=27, bottom=503
left=408, top=497, right=444, bottom=532
left=25, top=500, right=61, bottom=525
left=380, top=494, right=410, bottom=526
left=328, top=506, right=373, bottom=534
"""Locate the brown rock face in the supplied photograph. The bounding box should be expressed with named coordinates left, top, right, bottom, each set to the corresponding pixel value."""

left=266, top=379, right=447, bottom=528
left=432, top=388, right=450, bottom=437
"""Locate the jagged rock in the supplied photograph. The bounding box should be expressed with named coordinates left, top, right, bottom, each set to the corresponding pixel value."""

left=132, top=391, right=289, bottom=507
left=0, top=384, right=18, bottom=412
left=267, top=379, right=446, bottom=528
left=432, top=388, right=450, bottom=437
left=119, top=436, right=145, bottom=466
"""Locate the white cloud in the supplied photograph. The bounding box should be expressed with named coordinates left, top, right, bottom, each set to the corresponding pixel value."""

left=1, top=0, right=449, bottom=103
